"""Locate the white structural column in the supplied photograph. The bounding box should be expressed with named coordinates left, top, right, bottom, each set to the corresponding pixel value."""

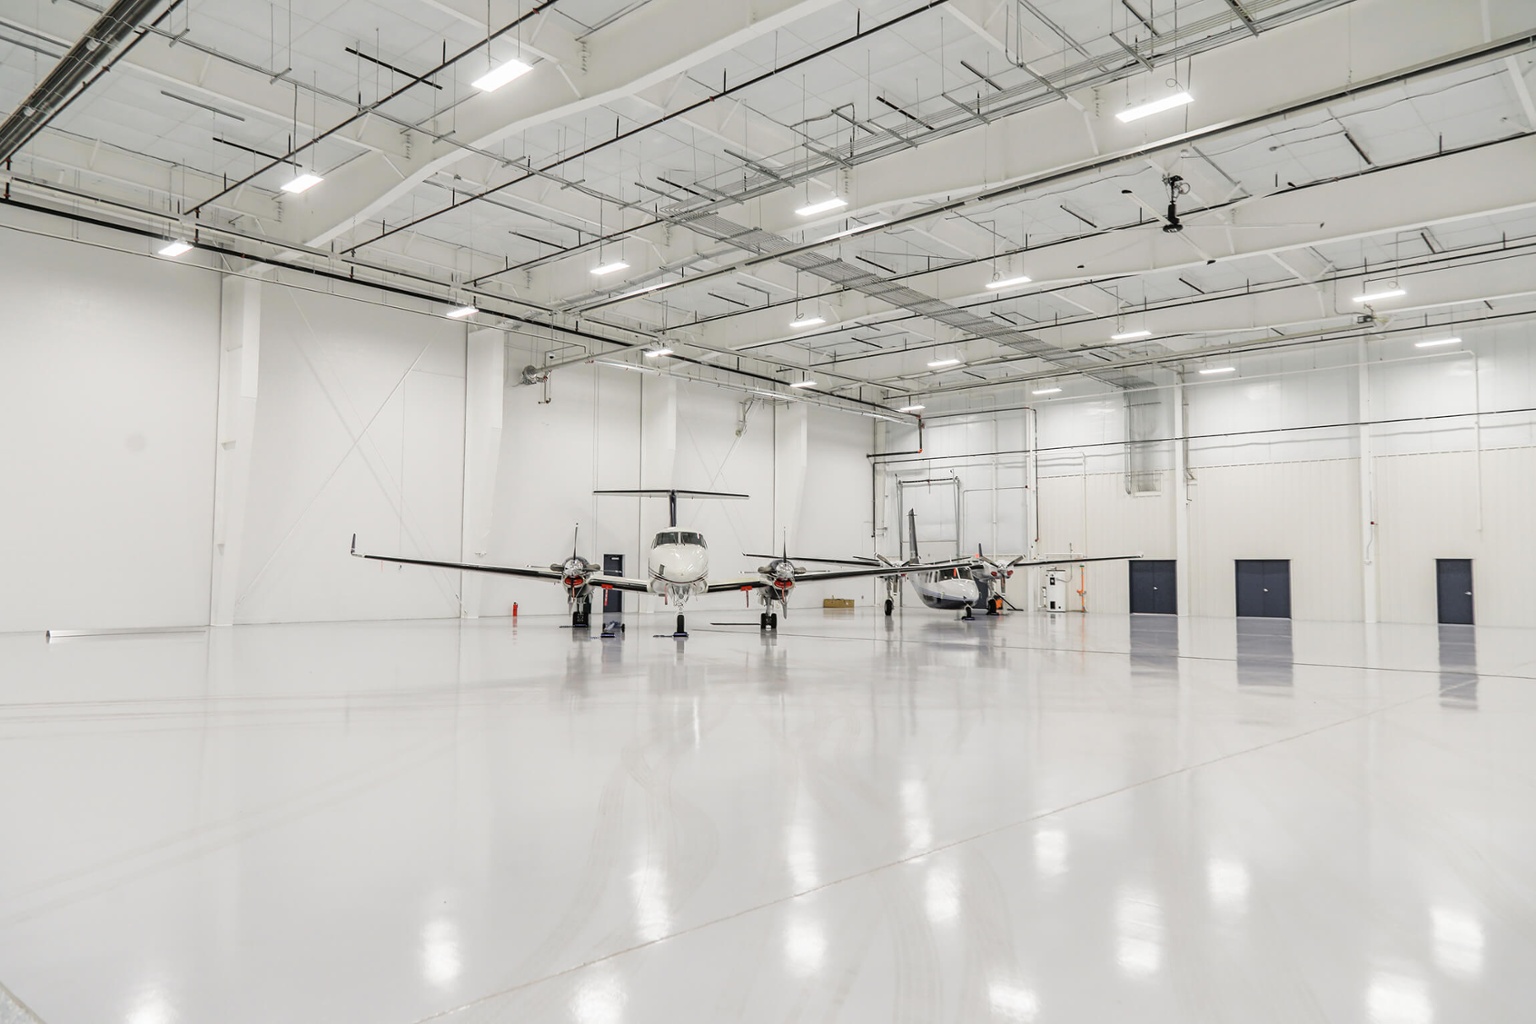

left=209, top=276, right=261, bottom=626
left=1358, top=340, right=1380, bottom=623
left=634, top=375, right=679, bottom=611
left=459, top=328, right=506, bottom=618
left=773, top=402, right=809, bottom=548
left=641, top=375, right=678, bottom=491
left=1172, top=379, right=1192, bottom=624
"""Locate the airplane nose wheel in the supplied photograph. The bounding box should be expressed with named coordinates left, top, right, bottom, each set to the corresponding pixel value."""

left=674, top=613, right=687, bottom=638
left=769, top=612, right=778, bottom=630
left=883, top=598, right=894, bottom=617
left=962, top=603, right=975, bottom=621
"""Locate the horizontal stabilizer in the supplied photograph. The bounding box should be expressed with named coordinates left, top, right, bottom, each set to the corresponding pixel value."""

left=594, top=489, right=749, bottom=499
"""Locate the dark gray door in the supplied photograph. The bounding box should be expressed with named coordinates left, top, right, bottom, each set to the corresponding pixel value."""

left=1264, top=560, right=1291, bottom=618
left=1236, top=559, right=1291, bottom=618
left=602, top=554, right=624, bottom=613
left=1436, top=559, right=1474, bottom=625
left=1129, top=560, right=1177, bottom=614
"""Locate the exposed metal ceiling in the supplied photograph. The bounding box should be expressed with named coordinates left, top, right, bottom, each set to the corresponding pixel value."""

left=2, top=0, right=1535, bottom=418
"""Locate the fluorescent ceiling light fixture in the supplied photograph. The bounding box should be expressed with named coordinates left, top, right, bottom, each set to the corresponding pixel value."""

left=158, top=240, right=192, bottom=257
left=1199, top=366, right=1236, bottom=375
left=1112, top=329, right=1153, bottom=340
left=1353, top=288, right=1406, bottom=303
left=789, top=316, right=826, bottom=329
left=927, top=357, right=962, bottom=368
left=1415, top=337, right=1462, bottom=348
left=1116, top=90, right=1194, bottom=123
left=898, top=404, right=925, bottom=413
left=445, top=304, right=478, bottom=319
left=796, top=196, right=848, bottom=217
left=619, top=281, right=672, bottom=299
left=985, top=274, right=1032, bottom=290
left=1032, top=387, right=1062, bottom=395
left=472, top=59, right=533, bottom=92
left=824, top=219, right=888, bottom=240
left=788, top=379, right=817, bottom=389
left=591, top=260, right=629, bottom=276
left=280, top=172, right=323, bottom=194
left=644, top=347, right=673, bottom=358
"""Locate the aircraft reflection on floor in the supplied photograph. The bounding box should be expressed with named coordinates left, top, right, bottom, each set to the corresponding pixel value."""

left=1439, top=624, right=1479, bottom=709
left=1129, top=615, right=1180, bottom=680
left=1236, top=619, right=1295, bottom=688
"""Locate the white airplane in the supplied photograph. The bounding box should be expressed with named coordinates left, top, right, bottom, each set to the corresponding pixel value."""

left=352, top=489, right=970, bottom=636
left=772, top=510, right=1141, bottom=620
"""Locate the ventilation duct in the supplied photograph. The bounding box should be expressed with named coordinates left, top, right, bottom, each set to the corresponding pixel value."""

left=0, top=0, right=169, bottom=163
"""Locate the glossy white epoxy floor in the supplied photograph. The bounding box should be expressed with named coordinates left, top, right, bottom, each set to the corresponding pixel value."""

left=2, top=611, right=1535, bottom=1023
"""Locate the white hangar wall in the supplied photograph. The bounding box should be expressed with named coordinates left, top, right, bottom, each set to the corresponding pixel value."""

left=881, top=323, right=1536, bottom=626
left=0, top=223, right=220, bottom=633
left=0, top=218, right=877, bottom=630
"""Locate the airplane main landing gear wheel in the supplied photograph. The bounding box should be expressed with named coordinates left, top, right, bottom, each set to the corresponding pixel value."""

left=883, top=598, right=894, bottom=617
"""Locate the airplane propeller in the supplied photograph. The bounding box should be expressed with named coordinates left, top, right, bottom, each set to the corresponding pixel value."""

left=548, top=523, right=597, bottom=580
left=975, top=544, right=1027, bottom=611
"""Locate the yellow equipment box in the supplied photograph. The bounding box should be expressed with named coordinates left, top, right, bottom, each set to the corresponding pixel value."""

left=822, top=598, right=855, bottom=609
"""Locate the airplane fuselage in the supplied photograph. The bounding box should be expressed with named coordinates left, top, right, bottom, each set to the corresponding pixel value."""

left=907, top=570, right=982, bottom=610
left=646, top=531, right=710, bottom=607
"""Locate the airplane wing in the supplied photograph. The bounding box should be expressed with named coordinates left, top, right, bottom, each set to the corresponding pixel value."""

left=1003, top=553, right=1143, bottom=568
left=705, top=576, right=772, bottom=594
left=793, top=558, right=974, bottom=583
left=588, top=574, right=653, bottom=593
left=705, top=558, right=973, bottom=592
left=741, top=553, right=881, bottom=566
left=350, top=537, right=652, bottom=591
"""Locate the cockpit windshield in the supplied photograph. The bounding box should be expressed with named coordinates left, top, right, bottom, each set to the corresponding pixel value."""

left=653, top=531, right=706, bottom=548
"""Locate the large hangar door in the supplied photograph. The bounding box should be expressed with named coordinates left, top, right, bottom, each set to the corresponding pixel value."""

left=898, top=477, right=962, bottom=559
left=1235, top=560, right=1291, bottom=618
left=1436, top=559, right=1474, bottom=625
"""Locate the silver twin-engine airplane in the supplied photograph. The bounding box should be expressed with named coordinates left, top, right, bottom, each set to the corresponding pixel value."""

left=352, top=489, right=970, bottom=637
left=763, top=510, right=1141, bottom=619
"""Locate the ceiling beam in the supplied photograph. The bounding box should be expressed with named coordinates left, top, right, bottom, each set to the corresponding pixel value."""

left=571, top=0, right=1533, bottom=321
left=679, top=135, right=1536, bottom=359
left=292, top=0, right=844, bottom=249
